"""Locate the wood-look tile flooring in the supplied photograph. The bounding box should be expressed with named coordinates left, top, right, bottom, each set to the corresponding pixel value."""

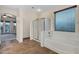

left=0, top=39, right=57, bottom=54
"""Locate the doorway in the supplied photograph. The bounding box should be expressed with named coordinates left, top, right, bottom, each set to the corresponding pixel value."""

left=0, top=13, right=16, bottom=42
left=32, top=18, right=51, bottom=42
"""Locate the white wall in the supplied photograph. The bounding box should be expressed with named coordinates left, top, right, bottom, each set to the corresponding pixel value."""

left=23, top=11, right=37, bottom=38
left=40, top=5, right=79, bottom=53
left=16, top=8, right=24, bottom=43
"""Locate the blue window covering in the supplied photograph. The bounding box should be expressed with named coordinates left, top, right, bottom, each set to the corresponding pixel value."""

left=55, top=7, right=76, bottom=32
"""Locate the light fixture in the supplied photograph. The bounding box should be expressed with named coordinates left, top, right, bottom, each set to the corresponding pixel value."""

left=2, top=14, right=6, bottom=18
left=32, top=7, right=34, bottom=9
left=37, top=8, right=42, bottom=12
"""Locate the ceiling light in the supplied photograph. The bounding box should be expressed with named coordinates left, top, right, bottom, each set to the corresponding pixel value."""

left=32, top=7, right=34, bottom=9
left=37, top=8, right=42, bottom=12
left=3, top=15, right=6, bottom=18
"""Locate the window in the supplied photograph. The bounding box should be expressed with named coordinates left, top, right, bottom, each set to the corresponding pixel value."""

left=0, top=22, right=3, bottom=33
left=0, top=16, right=16, bottom=34
left=54, top=6, right=76, bottom=32
left=13, top=22, right=16, bottom=33
left=5, top=22, right=10, bottom=33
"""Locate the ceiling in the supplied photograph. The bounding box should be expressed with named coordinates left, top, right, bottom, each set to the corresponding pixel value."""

left=0, top=5, right=73, bottom=12
left=0, top=5, right=73, bottom=22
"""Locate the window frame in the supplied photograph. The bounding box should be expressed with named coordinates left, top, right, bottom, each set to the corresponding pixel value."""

left=54, top=5, right=77, bottom=32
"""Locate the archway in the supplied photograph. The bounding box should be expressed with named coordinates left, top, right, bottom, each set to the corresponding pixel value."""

left=0, top=13, right=16, bottom=42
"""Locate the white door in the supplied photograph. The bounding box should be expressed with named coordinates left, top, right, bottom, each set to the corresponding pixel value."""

left=43, top=18, right=52, bottom=47
left=39, top=18, right=45, bottom=34
left=33, top=20, right=39, bottom=40
left=33, top=18, right=45, bottom=41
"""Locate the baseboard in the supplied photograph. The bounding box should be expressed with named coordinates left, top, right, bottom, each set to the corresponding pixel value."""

left=23, top=37, right=30, bottom=40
